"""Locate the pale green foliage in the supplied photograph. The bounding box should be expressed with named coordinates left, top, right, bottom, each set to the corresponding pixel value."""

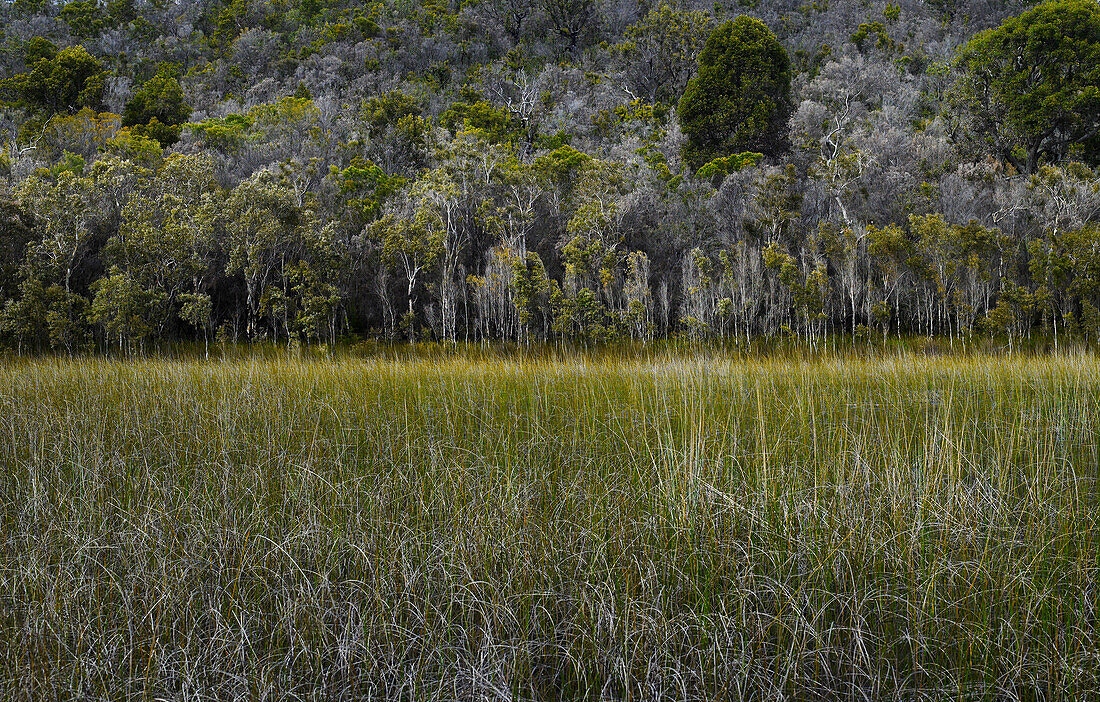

left=101, top=154, right=220, bottom=345
left=565, top=159, right=626, bottom=245
left=89, top=266, right=153, bottom=349
left=369, top=211, right=442, bottom=340
left=226, top=169, right=342, bottom=341
left=16, top=170, right=97, bottom=292
left=910, top=213, right=1006, bottom=336
left=1, top=169, right=101, bottom=351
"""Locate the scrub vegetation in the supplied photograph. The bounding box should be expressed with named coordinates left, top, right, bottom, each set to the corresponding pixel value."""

left=1, top=0, right=1100, bottom=350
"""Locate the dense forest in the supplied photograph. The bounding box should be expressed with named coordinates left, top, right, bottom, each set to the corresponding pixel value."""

left=0, top=0, right=1097, bottom=350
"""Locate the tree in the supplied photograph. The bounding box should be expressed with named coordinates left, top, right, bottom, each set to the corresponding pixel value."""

left=1, top=277, right=50, bottom=352
left=122, top=65, right=192, bottom=147
left=60, top=1, right=106, bottom=38
left=359, top=92, right=430, bottom=178
left=482, top=0, right=536, bottom=45
left=226, top=170, right=341, bottom=342
left=368, top=213, right=442, bottom=341
left=540, top=0, right=596, bottom=54
left=333, top=156, right=406, bottom=237
left=4, top=163, right=130, bottom=352
left=911, top=213, right=1005, bottom=338
left=622, top=250, right=652, bottom=340
left=89, top=267, right=154, bottom=352
left=865, top=223, right=910, bottom=338
left=40, top=108, right=121, bottom=162
left=106, top=154, right=221, bottom=348
left=956, top=0, right=1100, bottom=173
left=618, top=3, right=714, bottom=107
left=0, top=201, right=36, bottom=308
left=1, top=278, right=90, bottom=353
left=561, top=159, right=628, bottom=310
left=16, top=170, right=97, bottom=296
left=512, top=251, right=550, bottom=341
left=13, top=45, right=105, bottom=114
left=677, top=16, right=792, bottom=170
left=411, top=168, right=463, bottom=342
left=22, top=37, right=58, bottom=67
left=1011, top=163, right=1100, bottom=342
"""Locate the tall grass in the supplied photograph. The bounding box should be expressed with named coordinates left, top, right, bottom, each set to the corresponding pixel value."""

left=1, top=351, right=1098, bottom=700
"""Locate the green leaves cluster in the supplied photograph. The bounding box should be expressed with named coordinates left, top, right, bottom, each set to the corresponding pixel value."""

left=3, top=44, right=105, bottom=115
left=678, top=16, right=792, bottom=170
left=956, top=0, right=1100, bottom=172
left=122, top=65, right=191, bottom=147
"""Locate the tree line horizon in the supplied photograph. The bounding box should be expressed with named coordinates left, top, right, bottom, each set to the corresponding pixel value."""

left=0, top=0, right=1098, bottom=351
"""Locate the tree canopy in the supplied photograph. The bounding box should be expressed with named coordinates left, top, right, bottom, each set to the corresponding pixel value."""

left=7, top=45, right=105, bottom=114
left=957, top=0, right=1100, bottom=173
left=677, top=16, right=792, bottom=170
left=123, top=66, right=191, bottom=147
left=0, top=0, right=1098, bottom=350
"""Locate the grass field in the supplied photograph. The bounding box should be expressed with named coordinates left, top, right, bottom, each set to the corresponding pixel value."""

left=1, top=350, right=1098, bottom=700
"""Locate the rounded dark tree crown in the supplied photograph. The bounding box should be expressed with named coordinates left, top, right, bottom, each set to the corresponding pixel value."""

left=678, top=15, right=792, bottom=171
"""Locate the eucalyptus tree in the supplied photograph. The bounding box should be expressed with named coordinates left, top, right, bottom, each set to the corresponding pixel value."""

left=618, top=2, right=714, bottom=107
left=410, top=167, right=463, bottom=341
left=99, top=154, right=222, bottom=349
left=3, top=169, right=99, bottom=351
left=225, top=169, right=342, bottom=342
left=368, top=211, right=441, bottom=342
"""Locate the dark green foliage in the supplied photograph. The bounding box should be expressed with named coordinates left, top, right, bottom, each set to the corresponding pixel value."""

left=361, top=91, right=422, bottom=134
left=13, top=0, right=49, bottom=13
left=60, top=1, right=107, bottom=38
left=512, top=251, right=550, bottom=335
left=9, top=45, right=105, bottom=114
left=0, top=277, right=90, bottom=352
left=107, top=0, right=137, bottom=25
left=533, top=145, right=592, bottom=192
left=226, top=171, right=344, bottom=342
left=850, top=21, right=898, bottom=53
left=211, top=0, right=252, bottom=49
left=336, top=156, right=406, bottom=229
left=0, top=201, right=36, bottom=306
left=678, top=16, right=792, bottom=170
left=956, top=0, right=1100, bottom=172
left=300, top=0, right=323, bottom=22
left=128, top=118, right=180, bottom=148
left=21, top=37, right=57, bottom=67
left=62, top=0, right=135, bottom=33
left=123, top=65, right=191, bottom=146
left=359, top=91, right=430, bottom=175
left=89, top=267, right=155, bottom=349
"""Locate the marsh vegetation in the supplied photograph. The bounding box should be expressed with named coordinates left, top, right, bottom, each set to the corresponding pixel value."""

left=1, top=349, right=1097, bottom=699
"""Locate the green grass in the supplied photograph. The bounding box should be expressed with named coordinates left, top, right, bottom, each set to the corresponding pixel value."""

left=1, top=350, right=1098, bottom=699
